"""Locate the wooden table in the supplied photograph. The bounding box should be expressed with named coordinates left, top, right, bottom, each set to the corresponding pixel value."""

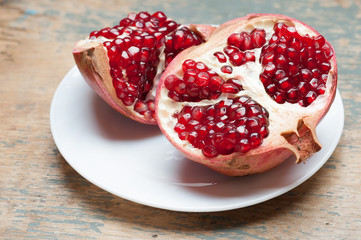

left=1, top=0, right=360, bottom=239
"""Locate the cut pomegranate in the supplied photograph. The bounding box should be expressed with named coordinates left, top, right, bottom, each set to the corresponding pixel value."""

left=73, top=11, right=216, bottom=124
left=156, top=14, right=337, bottom=176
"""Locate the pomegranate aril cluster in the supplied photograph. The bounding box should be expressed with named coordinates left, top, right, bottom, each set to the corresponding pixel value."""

left=215, top=29, right=266, bottom=66
left=260, top=22, right=333, bottom=106
left=90, top=11, right=204, bottom=119
left=173, top=96, right=270, bottom=157
left=211, top=29, right=265, bottom=76
left=164, top=59, right=243, bottom=102
left=164, top=27, right=203, bottom=67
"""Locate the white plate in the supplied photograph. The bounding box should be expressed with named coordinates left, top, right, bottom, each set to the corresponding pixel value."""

left=50, top=66, right=344, bottom=212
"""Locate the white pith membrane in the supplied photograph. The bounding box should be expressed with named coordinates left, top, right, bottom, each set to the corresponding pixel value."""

left=156, top=16, right=336, bottom=174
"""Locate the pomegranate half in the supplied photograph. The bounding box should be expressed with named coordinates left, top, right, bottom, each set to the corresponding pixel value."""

left=73, top=11, right=216, bottom=124
left=155, top=14, right=337, bottom=176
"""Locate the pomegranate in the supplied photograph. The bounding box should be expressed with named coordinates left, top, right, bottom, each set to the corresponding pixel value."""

left=155, top=14, right=337, bottom=176
left=73, top=11, right=216, bottom=124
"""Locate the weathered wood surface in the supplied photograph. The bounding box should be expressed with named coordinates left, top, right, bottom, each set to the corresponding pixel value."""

left=1, top=0, right=360, bottom=239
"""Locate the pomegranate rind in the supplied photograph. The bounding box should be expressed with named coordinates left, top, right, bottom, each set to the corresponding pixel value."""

left=73, top=24, right=217, bottom=125
left=155, top=14, right=337, bottom=176
left=73, top=40, right=155, bottom=124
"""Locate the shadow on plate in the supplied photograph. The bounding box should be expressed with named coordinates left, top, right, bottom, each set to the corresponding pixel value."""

left=91, top=93, right=161, bottom=140
left=177, top=156, right=298, bottom=198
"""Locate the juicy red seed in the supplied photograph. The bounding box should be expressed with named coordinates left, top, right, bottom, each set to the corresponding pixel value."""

left=182, top=59, right=196, bottom=72
left=239, top=33, right=252, bottom=51
left=164, top=75, right=180, bottom=91
left=209, top=76, right=224, bottom=91
left=251, top=29, right=266, bottom=48
left=245, top=52, right=256, bottom=62
left=223, top=46, right=239, bottom=56
left=173, top=97, right=269, bottom=156
left=276, top=44, right=287, bottom=54
left=226, top=79, right=243, bottom=89
left=227, top=33, right=244, bottom=48
left=195, top=62, right=208, bottom=71
left=314, top=35, right=325, bottom=49
left=221, top=84, right=240, bottom=94
left=202, top=145, right=219, bottom=158
left=286, top=88, right=299, bottom=102
left=305, top=91, right=317, bottom=105
left=277, top=77, right=292, bottom=91
left=230, top=52, right=246, bottom=66
left=266, top=83, right=276, bottom=94
left=236, top=138, right=251, bottom=153
left=134, top=100, right=148, bottom=113
left=273, top=92, right=285, bottom=103
left=221, top=65, right=233, bottom=74
left=196, top=71, right=210, bottom=87
left=249, top=133, right=262, bottom=148
left=309, top=78, right=319, bottom=89
left=263, top=63, right=277, bottom=77
left=174, top=81, right=187, bottom=94
left=259, top=21, right=333, bottom=106
left=214, top=52, right=227, bottom=63
left=121, top=95, right=136, bottom=106
left=275, top=70, right=286, bottom=80
left=261, top=52, right=275, bottom=64
left=298, top=81, right=309, bottom=94
left=184, top=69, right=197, bottom=84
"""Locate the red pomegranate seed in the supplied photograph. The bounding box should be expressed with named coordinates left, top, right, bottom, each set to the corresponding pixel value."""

left=209, top=76, right=224, bottom=91
left=230, top=52, right=246, bottom=66
left=202, top=145, right=219, bottom=157
left=286, top=88, right=299, bottom=102
left=249, top=133, right=262, bottom=148
left=275, top=70, right=286, bottom=80
left=245, top=52, right=256, bottom=62
left=223, top=46, right=239, bottom=56
left=134, top=100, right=148, bottom=113
left=214, top=52, right=227, bottom=63
left=195, top=62, right=208, bottom=71
left=273, top=92, right=285, bottom=103
left=278, top=77, right=292, bottom=91
left=221, top=65, right=233, bottom=74
left=309, top=78, right=319, bottom=89
left=184, top=69, right=197, bottom=84
left=239, top=32, right=252, bottom=51
left=227, top=33, right=244, bottom=48
left=196, top=71, right=210, bottom=87
left=226, top=79, right=243, bottom=89
left=263, top=63, right=277, bottom=77
left=266, top=83, right=276, bottom=94
left=221, top=83, right=239, bottom=94
left=182, top=59, right=196, bottom=71
left=174, top=81, right=187, bottom=94
left=251, top=29, right=266, bottom=48
left=261, top=52, right=275, bottom=64
left=304, top=91, right=317, bottom=105
left=236, top=138, right=251, bottom=153
left=314, top=35, right=325, bottom=49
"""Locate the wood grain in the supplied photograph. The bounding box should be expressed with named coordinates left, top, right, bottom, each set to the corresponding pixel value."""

left=1, top=0, right=360, bottom=239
